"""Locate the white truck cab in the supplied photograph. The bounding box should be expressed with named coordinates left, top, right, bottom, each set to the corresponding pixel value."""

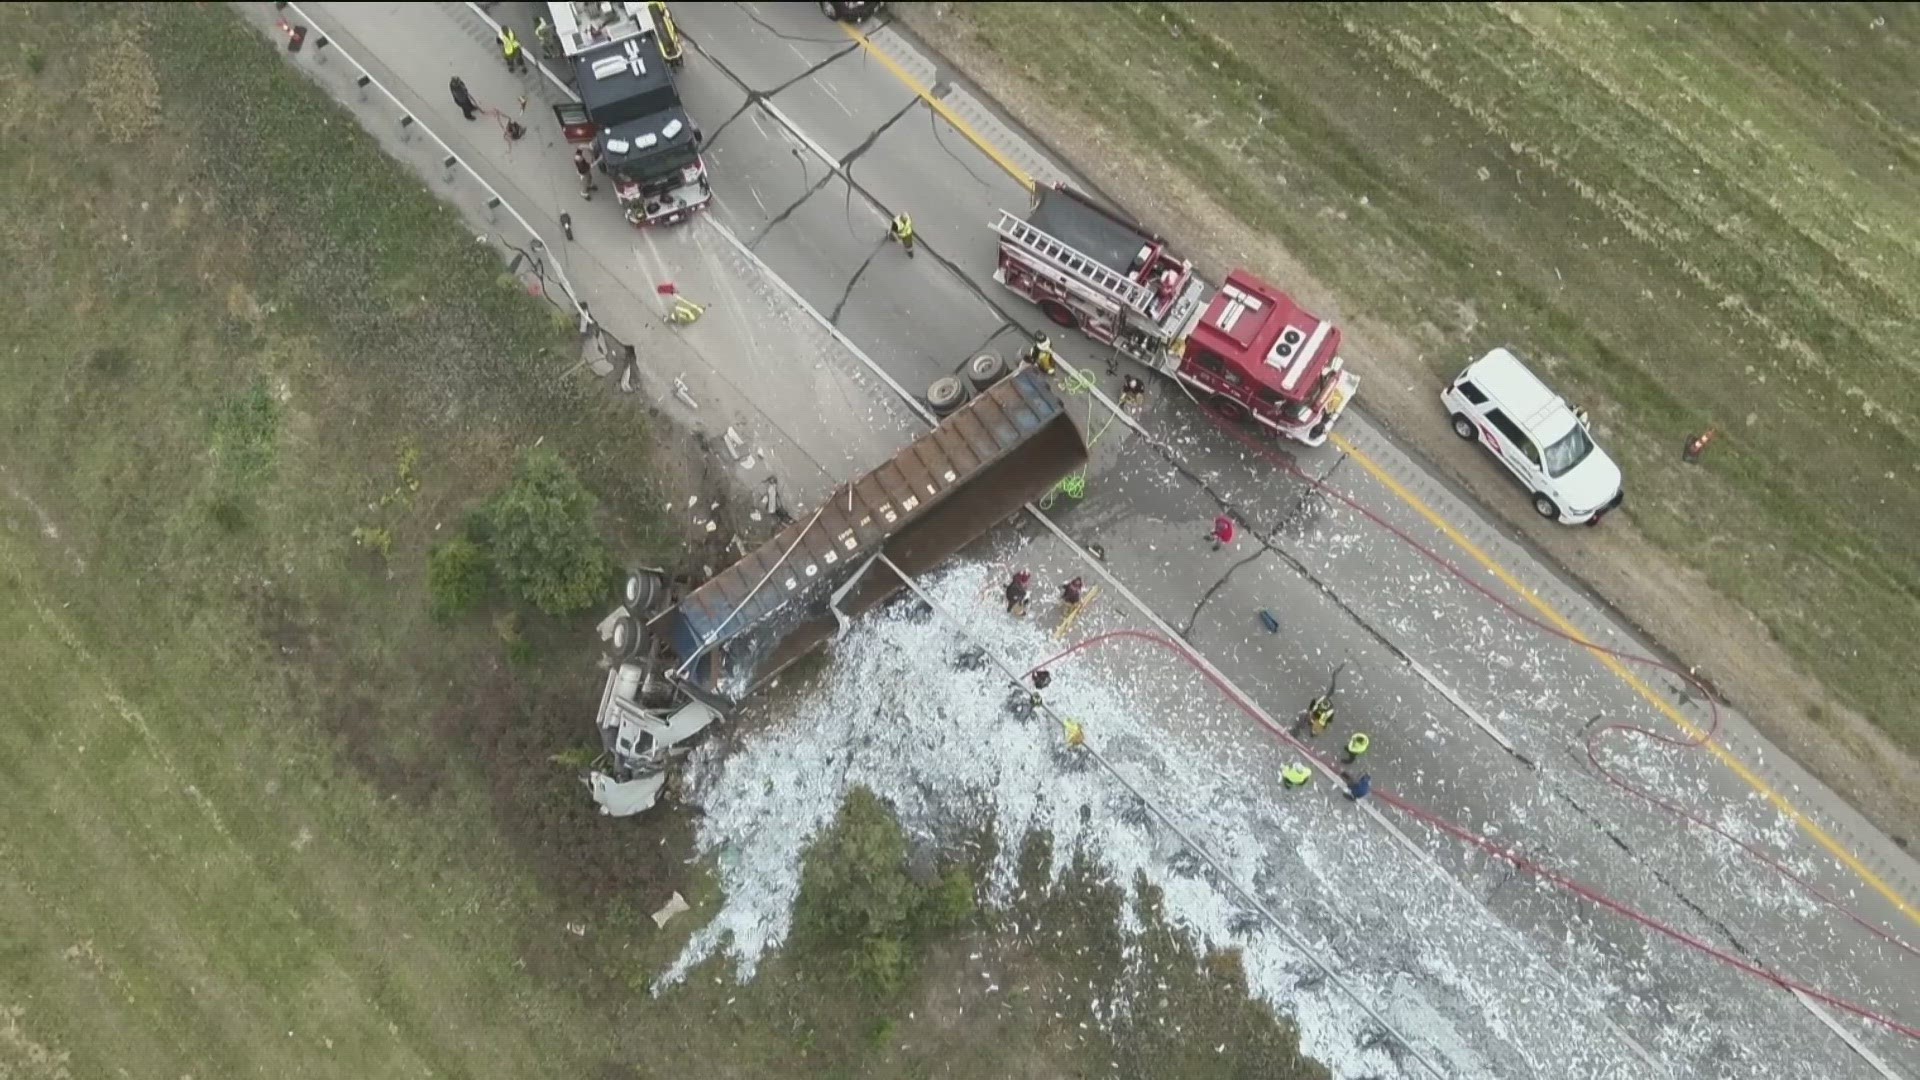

left=1442, top=348, right=1623, bottom=525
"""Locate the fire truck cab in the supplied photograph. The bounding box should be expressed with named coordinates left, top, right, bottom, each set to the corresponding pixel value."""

left=1180, top=271, right=1358, bottom=446
left=992, top=184, right=1358, bottom=446
left=547, top=2, right=710, bottom=228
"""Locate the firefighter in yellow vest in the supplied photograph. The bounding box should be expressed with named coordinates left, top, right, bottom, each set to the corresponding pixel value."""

left=1306, top=694, right=1334, bottom=737
left=888, top=212, right=916, bottom=257
left=1281, top=762, right=1312, bottom=789
left=1061, top=718, right=1084, bottom=749
left=1022, top=334, right=1057, bottom=376
left=500, top=26, right=526, bottom=73
left=1343, top=731, right=1370, bottom=765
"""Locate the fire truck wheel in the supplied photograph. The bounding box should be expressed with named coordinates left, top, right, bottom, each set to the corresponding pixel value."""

left=1450, top=413, right=1477, bottom=440
left=606, top=612, right=645, bottom=661
left=1040, top=300, right=1080, bottom=330
left=965, top=351, right=1007, bottom=390
left=926, top=376, right=968, bottom=417
left=1210, top=395, right=1247, bottom=423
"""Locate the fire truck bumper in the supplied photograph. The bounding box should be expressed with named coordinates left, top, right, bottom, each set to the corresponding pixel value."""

left=626, top=191, right=713, bottom=229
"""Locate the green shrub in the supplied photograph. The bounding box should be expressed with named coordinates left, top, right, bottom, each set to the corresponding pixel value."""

left=476, top=447, right=613, bottom=616
left=426, top=537, right=491, bottom=621
left=916, top=864, right=977, bottom=932
left=792, top=788, right=918, bottom=996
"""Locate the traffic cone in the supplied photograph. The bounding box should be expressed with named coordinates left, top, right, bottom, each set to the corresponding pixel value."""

left=1682, top=427, right=1717, bottom=463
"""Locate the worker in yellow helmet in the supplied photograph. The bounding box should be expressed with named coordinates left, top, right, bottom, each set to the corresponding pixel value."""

left=1343, top=732, right=1370, bottom=765
left=1281, top=762, right=1312, bottom=789
left=1061, top=718, right=1084, bottom=749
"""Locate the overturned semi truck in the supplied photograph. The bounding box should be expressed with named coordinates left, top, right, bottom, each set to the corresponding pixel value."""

left=587, top=365, right=1090, bottom=815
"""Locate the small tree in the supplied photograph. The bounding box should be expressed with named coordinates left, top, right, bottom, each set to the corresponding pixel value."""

left=792, top=788, right=918, bottom=995
left=477, top=447, right=613, bottom=616
left=426, top=537, right=492, bottom=621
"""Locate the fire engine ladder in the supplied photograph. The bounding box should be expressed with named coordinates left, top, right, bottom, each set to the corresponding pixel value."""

left=992, top=210, right=1153, bottom=316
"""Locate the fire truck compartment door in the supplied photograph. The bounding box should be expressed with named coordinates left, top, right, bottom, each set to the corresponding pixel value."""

left=552, top=101, right=597, bottom=144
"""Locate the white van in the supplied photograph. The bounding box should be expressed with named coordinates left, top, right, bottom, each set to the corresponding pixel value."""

left=1441, top=348, right=1623, bottom=525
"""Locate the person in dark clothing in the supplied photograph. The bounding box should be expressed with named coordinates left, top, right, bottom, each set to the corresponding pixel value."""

left=1342, top=772, right=1372, bottom=802
left=574, top=148, right=599, bottom=199
left=449, top=76, right=478, bottom=121
left=1060, top=576, right=1085, bottom=606
left=1003, top=570, right=1032, bottom=617
left=1119, top=375, right=1147, bottom=413
left=1031, top=669, right=1052, bottom=691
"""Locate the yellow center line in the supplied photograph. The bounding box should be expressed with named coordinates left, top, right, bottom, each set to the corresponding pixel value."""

left=1330, top=433, right=1920, bottom=928
left=838, top=22, right=1035, bottom=193
left=842, top=17, right=1920, bottom=929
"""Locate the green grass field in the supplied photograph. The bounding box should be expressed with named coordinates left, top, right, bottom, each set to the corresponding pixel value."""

left=910, top=2, right=1920, bottom=750
left=0, top=5, right=1320, bottom=1076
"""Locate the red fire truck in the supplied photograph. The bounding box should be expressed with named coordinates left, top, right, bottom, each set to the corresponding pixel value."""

left=992, top=184, right=1358, bottom=446
left=547, top=2, right=711, bottom=228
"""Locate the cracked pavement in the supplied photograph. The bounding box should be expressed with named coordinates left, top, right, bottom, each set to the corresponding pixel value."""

left=259, top=2, right=1920, bottom=1076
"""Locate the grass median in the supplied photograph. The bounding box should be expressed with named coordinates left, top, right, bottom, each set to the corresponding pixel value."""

left=906, top=1, right=1920, bottom=753
left=0, top=4, right=1325, bottom=1076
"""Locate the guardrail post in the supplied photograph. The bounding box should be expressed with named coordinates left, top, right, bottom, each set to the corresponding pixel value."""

left=442, top=154, right=457, bottom=183
left=355, top=73, right=371, bottom=102
left=398, top=114, right=415, bottom=142
left=485, top=194, right=502, bottom=222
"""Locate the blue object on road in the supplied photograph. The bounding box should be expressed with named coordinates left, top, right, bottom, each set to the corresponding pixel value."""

left=1259, top=609, right=1280, bottom=633
left=1348, top=774, right=1372, bottom=801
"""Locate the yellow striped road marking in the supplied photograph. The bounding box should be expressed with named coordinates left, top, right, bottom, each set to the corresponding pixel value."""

left=1330, top=432, right=1920, bottom=929
left=837, top=22, right=1036, bottom=193
left=841, top=18, right=1920, bottom=928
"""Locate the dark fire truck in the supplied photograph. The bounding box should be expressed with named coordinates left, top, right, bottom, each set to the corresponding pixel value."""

left=547, top=2, right=711, bottom=228
left=992, top=184, right=1358, bottom=446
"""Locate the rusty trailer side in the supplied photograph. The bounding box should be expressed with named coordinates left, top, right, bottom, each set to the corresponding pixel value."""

left=665, top=368, right=1087, bottom=703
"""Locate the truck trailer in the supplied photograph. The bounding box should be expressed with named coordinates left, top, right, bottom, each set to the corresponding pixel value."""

left=587, top=365, right=1088, bottom=815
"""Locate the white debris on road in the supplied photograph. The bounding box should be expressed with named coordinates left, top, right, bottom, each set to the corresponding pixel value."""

left=654, top=562, right=1892, bottom=1078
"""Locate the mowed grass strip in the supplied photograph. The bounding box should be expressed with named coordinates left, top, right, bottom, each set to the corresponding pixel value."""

left=0, top=3, right=673, bottom=1075
left=913, top=1, right=1920, bottom=747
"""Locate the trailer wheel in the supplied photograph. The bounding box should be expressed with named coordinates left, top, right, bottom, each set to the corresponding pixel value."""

left=1210, top=395, right=1247, bottom=423
left=965, top=351, right=1007, bottom=391
left=1040, top=300, right=1080, bottom=330
left=926, top=376, right=968, bottom=417
left=1450, top=413, right=1477, bottom=440
left=606, top=612, right=645, bottom=661
left=622, top=568, right=667, bottom=617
